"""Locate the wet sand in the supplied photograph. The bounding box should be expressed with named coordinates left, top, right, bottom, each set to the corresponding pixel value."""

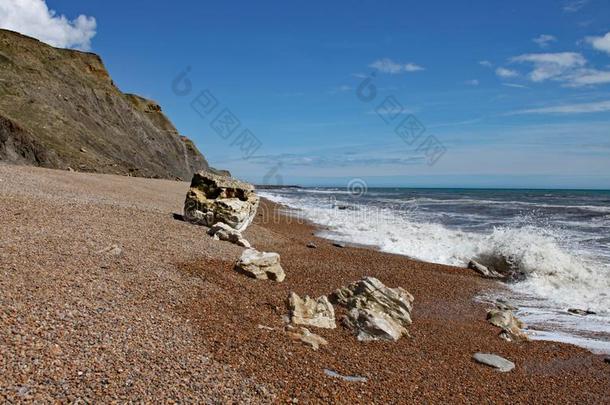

left=0, top=164, right=608, bottom=403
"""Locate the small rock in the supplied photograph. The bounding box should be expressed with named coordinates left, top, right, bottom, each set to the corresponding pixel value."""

left=472, top=352, right=515, bottom=372
left=288, top=292, right=336, bottom=329
left=207, top=222, right=251, bottom=247
left=80, top=147, right=87, bottom=153
left=323, top=369, right=367, bottom=383
left=235, top=248, right=285, bottom=282
left=468, top=260, right=503, bottom=279
left=487, top=307, right=528, bottom=342
left=257, top=324, right=275, bottom=331
left=604, top=357, right=610, bottom=364
left=332, top=242, right=345, bottom=248
left=96, top=244, right=122, bottom=257
left=306, top=242, right=317, bottom=249
left=567, top=308, right=596, bottom=316
left=288, top=327, right=328, bottom=350
left=331, top=276, right=414, bottom=341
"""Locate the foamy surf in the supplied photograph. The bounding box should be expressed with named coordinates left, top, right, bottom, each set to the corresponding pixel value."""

left=259, top=188, right=610, bottom=354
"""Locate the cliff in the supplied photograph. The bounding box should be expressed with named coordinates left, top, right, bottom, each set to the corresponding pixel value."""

left=0, top=29, right=210, bottom=179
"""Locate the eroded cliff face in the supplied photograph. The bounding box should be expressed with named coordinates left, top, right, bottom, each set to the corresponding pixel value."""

left=0, top=29, right=210, bottom=179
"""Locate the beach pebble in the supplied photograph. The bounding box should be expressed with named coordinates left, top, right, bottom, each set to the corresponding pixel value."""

left=473, top=353, right=515, bottom=372
left=323, top=369, right=367, bottom=383
left=306, top=242, right=317, bottom=248
left=332, top=242, right=345, bottom=248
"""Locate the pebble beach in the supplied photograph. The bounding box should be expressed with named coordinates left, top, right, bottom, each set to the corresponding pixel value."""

left=0, top=164, right=608, bottom=403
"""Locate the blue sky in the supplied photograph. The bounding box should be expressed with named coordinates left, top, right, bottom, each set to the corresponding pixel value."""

left=2, top=0, right=610, bottom=188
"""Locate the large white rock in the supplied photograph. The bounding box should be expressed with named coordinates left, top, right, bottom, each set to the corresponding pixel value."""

left=331, top=276, right=414, bottom=341
left=235, top=248, right=285, bottom=282
left=287, top=292, right=336, bottom=329
left=184, top=171, right=259, bottom=231
left=207, top=222, right=251, bottom=247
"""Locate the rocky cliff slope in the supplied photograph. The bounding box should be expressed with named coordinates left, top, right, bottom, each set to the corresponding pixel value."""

left=0, top=29, right=209, bottom=179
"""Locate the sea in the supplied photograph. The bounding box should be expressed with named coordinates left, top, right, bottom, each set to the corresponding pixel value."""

left=259, top=187, right=610, bottom=354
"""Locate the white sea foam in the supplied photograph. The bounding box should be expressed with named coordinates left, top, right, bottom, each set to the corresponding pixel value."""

left=260, top=190, right=610, bottom=353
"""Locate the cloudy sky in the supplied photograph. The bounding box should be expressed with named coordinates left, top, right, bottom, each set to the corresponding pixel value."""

left=1, top=0, right=610, bottom=188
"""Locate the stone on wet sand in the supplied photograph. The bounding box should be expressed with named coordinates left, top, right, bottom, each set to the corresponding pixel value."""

left=567, top=308, right=596, bottom=316
left=287, top=292, right=336, bottom=329
left=468, top=260, right=504, bottom=279
left=331, top=276, right=414, bottom=341
left=207, top=222, right=251, bottom=247
left=235, top=249, right=285, bottom=282
left=184, top=171, right=259, bottom=231
left=487, top=307, right=528, bottom=342
left=473, top=353, right=515, bottom=372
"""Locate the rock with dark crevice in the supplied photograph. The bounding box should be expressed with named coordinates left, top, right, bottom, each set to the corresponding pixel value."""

left=331, top=276, right=414, bottom=341
left=184, top=171, right=259, bottom=231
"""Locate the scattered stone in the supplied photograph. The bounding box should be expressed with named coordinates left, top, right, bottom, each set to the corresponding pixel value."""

left=80, top=147, right=87, bottom=153
left=184, top=171, right=259, bottom=231
left=604, top=357, right=610, bottom=364
left=235, top=248, right=285, bottom=282
left=257, top=324, right=275, bottom=331
left=331, top=276, right=414, bottom=341
left=487, top=307, right=528, bottom=342
left=332, top=242, right=345, bottom=248
left=288, top=327, right=328, bottom=350
left=306, top=242, right=317, bottom=249
left=567, top=308, right=596, bottom=316
left=472, top=352, right=515, bottom=372
left=96, top=244, right=122, bottom=257
left=207, top=222, right=251, bottom=247
left=468, top=260, right=504, bottom=279
left=323, top=369, right=368, bottom=383
left=288, top=292, right=336, bottom=329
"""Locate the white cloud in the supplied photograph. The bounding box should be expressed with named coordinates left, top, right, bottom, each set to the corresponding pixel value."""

left=403, top=62, right=424, bottom=72
left=563, top=0, right=589, bottom=12
left=464, top=79, right=479, bottom=86
left=479, top=60, right=493, bottom=68
left=502, top=83, right=528, bottom=89
left=495, top=67, right=518, bottom=78
left=563, top=69, right=610, bottom=87
left=511, top=52, right=586, bottom=82
left=587, top=32, right=610, bottom=55
left=0, top=0, right=96, bottom=50
left=512, top=100, right=610, bottom=114
left=533, top=34, right=556, bottom=48
left=370, top=58, right=424, bottom=74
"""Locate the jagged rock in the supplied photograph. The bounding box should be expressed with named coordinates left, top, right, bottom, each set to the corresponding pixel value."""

left=468, top=260, right=504, bottom=279
left=184, top=171, right=259, bottom=231
left=306, top=242, right=317, bottom=249
left=287, top=326, right=328, bottom=350
left=473, top=353, right=515, bottom=372
left=207, top=222, right=250, bottom=248
left=331, top=277, right=414, bottom=341
left=287, top=292, right=336, bottom=329
left=235, top=249, right=285, bottom=282
left=487, top=307, right=528, bottom=342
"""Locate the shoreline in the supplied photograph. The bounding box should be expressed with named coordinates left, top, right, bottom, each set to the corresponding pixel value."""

left=0, top=164, right=608, bottom=402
